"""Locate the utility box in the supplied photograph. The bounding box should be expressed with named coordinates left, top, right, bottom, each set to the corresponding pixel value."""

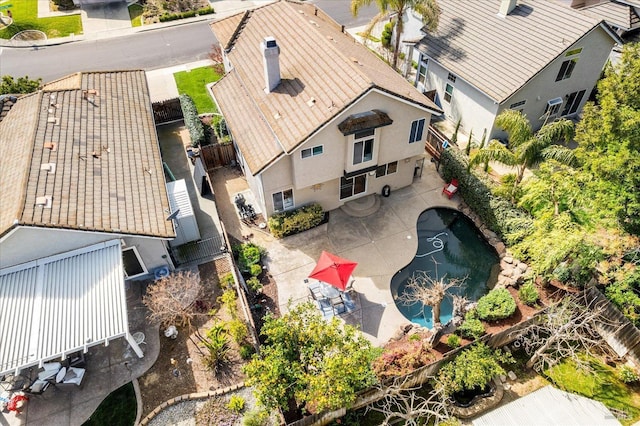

left=166, top=179, right=201, bottom=247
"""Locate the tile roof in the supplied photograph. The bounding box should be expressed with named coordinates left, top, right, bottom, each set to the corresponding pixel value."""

left=416, top=0, right=612, bottom=103
left=581, top=1, right=640, bottom=30
left=210, top=0, right=441, bottom=174
left=0, top=71, right=175, bottom=238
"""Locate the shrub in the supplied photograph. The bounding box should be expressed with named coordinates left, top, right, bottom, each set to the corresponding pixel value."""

left=238, top=243, right=263, bottom=272
left=476, top=288, right=517, bottom=321
left=381, top=21, right=393, bottom=48
left=518, top=282, right=539, bottom=306
left=202, top=324, right=230, bottom=373
left=440, top=148, right=533, bottom=243
left=249, top=264, right=262, bottom=278
left=618, top=365, right=639, bottom=384
left=239, top=344, right=256, bottom=360
left=219, top=290, right=238, bottom=318
left=227, top=319, right=248, bottom=344
left=246, top=277, right=263, bottom=294
left=458, top=317, right=485, bottom=340
left=447, top=334, right=461, bottom=348
left=158, top=6, right=214, bottom=22
left=220, top=273, right=235, bottom=290
left=268, top=203, right=325, bottom=238
left=372, top=341, right=434, bottom=380
left=227, top=395, right=245, bottom=413
left=179, top=94, right=209, bottom=147
left=242, top=409, right=270, bottom=426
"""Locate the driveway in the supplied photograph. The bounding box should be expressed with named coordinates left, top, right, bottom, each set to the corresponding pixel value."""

left=210, top=161, right=457, bottom=346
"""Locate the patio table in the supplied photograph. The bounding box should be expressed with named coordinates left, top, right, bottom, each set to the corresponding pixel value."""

left=318, top=281, right=341, bottom=299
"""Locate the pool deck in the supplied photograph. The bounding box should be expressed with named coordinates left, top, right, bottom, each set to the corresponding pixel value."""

left=212, top=160, right=459, bottom=346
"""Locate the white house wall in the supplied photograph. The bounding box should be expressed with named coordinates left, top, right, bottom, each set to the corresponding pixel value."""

left=260, top=90, right=432, bottom=216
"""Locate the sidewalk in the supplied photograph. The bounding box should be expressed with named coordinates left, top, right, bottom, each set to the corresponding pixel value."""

left=0, top=0, right=273, bottom=48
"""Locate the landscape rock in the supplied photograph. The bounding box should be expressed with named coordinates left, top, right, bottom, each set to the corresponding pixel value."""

left=507, top=371, right=517, bottom=381
left=495, top=242, right=506, bottom=255
left=503, top=256, right=514, bottom=264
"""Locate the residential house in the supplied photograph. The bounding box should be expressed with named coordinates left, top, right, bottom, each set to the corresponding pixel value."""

left=558, top=0, right=640, bottom=41
left=0, top=71, right=175, bottom=374
left=413, top=0, right=620, bottom=142
left=209, top=0, right=442, bottom=218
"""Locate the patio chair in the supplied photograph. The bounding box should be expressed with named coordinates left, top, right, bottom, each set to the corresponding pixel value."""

left=317, top=298, right=334, bottom=318
left=442, top=178, right=459, bottom=199
left=308, top=282, right=325, bottom=301
left=333, top=301, right=346, bottom=315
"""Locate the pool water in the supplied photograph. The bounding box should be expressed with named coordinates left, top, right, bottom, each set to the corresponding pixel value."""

left=391, top=208, right=499, bottom=329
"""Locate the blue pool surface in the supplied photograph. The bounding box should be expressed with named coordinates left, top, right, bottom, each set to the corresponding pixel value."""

left=391, top=208, right=499, bottom=329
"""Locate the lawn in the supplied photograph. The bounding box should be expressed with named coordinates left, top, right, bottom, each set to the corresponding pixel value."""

left=0, top=1, right=83, bottom=39
left=83, top=382, right=136, bottom=426
left=545, top=357, right=640, bottom=425
left=128, top=3, right=143, bottom=27
left=173, top=66, right=221, bottom=113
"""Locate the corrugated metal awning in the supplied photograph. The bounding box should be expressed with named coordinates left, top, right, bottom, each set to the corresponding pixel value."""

left=0, top=240, right=139, bottom=375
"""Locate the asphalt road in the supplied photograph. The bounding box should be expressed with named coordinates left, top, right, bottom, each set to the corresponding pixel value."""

left=0, top=21, right=217, bottom=81
left=0, top=1, right=378, bottom=82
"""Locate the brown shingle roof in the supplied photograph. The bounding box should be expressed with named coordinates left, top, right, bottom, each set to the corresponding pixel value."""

left=416, top=0, right=613, bottom=103
left=0, top=71, right=175, bottom=238
left=210, top=0, right=441, bottom=174
left=581, top=1, right=640, bottom=31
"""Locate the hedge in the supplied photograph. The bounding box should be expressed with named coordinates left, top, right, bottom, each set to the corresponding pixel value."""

left=268, top=203, right=324, bottom=238
left=179, top=94, right=208, bottom=147
left=159, top=6, right=215, bottom=22
left=439, top=148, right=533, bottom=243
left=476, top=288, right=517, bottom=321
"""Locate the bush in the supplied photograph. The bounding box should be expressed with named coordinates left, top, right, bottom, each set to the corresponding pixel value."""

left=227, top=319, right=248, bottom=344
left=440, top=148, right=533, bottom=243
left=227, top=395, right=245, bottom=413
left=219, top=290, right=238, bottom=318
left=243, top=409, right=270, bottom=426
left=458, top=317, right=485, bottom=340
left=518, top=282, right=539, bottom=306
left=179, top=94, right=209, bottom=147
left=381, top=21, right=393, bottom=48
left=238, top=243, right=264, bottom=272
left=202, top=324, right=230, bottom=373
left=618, top=365, right=639, bottom=384
left=159, top=6, right=214, bottom=22
left=372, top=341, right=434, bottom=380
left=268, top=203, right=325, bottom=238
left=447, top=334, right=461, bottom=348
left=239, top=344, right=256, bottom=360
left=246, top=277, right=263, bottom=294
left=249, top=264, right=262, bottom=278
left=220, top=273, right=235, bottom=290
left=476, top=288, right=517, bottom=321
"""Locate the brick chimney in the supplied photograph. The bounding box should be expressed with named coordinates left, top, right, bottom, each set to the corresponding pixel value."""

left=498, top=0, right=517, bottom=16
left=261, top=36, right=281, bottom=93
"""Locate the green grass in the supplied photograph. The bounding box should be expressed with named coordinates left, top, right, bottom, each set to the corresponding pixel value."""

left=0, top=0, right=83, bottom=39
left=82, top=382, right=136, bottom=426
left=174, top=66, right=222, bottom=114
left=545, top=357, right=640, bottom=425
left=128, top=4, right=143, bottom=28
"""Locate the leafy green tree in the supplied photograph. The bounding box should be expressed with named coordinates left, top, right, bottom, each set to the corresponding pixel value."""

left=243, top=303, right=380, bottom=414
left=0, top=75, right=42, bottom=94
left=470, top=110, right=575, bottom=198
left=351, top=0, right=440, bottom=70
left=574, top=43, right=640, bottom=235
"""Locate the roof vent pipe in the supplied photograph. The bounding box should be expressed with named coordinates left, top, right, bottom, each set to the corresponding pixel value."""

left=498, top=0, right=517, bottom=17
left=261, top=36, right=281, bottom=93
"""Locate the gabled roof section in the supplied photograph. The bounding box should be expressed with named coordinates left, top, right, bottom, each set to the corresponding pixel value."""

left=0, top=71, right=175, bottom=238
left=415, top=0, right=617, bottom=103
left=210, top=0, right=441, bottom=175
left=581, top=0, right=640, bottom=31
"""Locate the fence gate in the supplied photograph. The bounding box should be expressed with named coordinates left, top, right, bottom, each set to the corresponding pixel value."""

left=200, top=143, right=237, bottom=169
left=170, top=234, right=226, bottom=266
left=153, top=98, right=183, bottom=124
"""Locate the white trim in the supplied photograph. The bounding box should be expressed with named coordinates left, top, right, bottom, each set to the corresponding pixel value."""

left=122, top=246, right=148, bottom=279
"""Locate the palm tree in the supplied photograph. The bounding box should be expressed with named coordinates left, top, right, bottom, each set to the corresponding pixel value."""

left=351, top=0, right=440, bottom=71
left=470, top=109, right=576, bottom=193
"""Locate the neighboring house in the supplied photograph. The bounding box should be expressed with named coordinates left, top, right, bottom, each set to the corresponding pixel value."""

left=209, top=0, right=442, bottom=218
left=558, top=0, right=640, bottom=41
left=412, top=0, right=621, bottom=142
left=0, top=71, right=175, bottom=374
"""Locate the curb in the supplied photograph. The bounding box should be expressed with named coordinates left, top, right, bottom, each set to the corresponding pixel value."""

left=133, top=378, right=144, bottom=426
left=138, top=382, right=245, bottom=425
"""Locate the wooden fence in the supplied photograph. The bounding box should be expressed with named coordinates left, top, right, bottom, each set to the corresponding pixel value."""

left=425, top=125, right=449, bottom=160
left=200, top=143, right=236, bottom=169
left=152, top=98, right=183, bottom=124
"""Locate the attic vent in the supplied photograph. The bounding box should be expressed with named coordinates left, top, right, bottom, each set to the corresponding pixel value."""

left=44, top=142, right=58, bottom=151
left=35, top=196, right=53, bottom=208
left=307, top=98, right=316, bottom=107
left=40, top=163, right=56, bottom=174
left=82, top=89, right=100, bottom=99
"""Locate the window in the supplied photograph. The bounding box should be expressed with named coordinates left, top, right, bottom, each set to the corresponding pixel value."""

left=122, top=247, right=148, bottom=279
left=409, top=118, right=425, bottom=143
left=272, top=189, right=294, bottom=212
left=544, top=97, right=563, bottom=118
left=447, top=73, right=457, bottom=83
left=561, top=89, right=586, bottom=116
left=565, top=47, right=583, bottom=57
left=444, top=83, right=454, bottom=103
left=376, top=161, right=398, bottom=178
left=353, top=130, right=374, bottom=165
left=416, top=57, right=429, bottom=86
left=301, top=145, right=323, bottom=159
left=340, top=175, right=367, bottom=200
left=509, top=100, right=526, bottom=110
left=556, top=58, right=578, bottom=81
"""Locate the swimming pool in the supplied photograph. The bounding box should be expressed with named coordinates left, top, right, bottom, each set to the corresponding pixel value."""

left=391, top=208, right=499, bottom=329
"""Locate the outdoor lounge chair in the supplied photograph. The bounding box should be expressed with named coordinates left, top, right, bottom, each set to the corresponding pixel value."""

left=442, top=178, right=459, bottom=199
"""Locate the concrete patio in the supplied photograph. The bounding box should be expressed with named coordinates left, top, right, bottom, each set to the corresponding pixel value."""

left=210, top=158, right=458, bottom=346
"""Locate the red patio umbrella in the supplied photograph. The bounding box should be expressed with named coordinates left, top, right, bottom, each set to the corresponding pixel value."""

left=308, top=251, right=358, bottom=291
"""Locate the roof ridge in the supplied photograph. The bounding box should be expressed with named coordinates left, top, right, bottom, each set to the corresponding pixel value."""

left=226, top=10, right=251, bottom=51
